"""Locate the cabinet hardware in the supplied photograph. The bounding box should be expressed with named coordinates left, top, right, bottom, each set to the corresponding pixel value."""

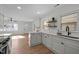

left=45, top=36, right=47, bottom=38
left=61, top=42, right=64, bottom=45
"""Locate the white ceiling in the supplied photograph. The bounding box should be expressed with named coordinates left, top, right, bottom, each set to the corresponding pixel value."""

left=0, top=4, right=58, bottom=21
left=0, top=4, right=79, bottom=22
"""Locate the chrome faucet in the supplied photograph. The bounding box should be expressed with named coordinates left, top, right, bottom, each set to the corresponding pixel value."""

left=66, top=26, right=71, bottom=36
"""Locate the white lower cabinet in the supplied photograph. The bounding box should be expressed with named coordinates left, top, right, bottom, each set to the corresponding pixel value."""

left=42, top=34, right=49, bottom=47
left=29, top=33, right=42, bottom=47
left=42, top=34, right=52, bottom=50
left=64, top=38, right=79, bottom=54
left=45, top=34, right=52, bottom=50
left=42, top=33, right=46, bottom=45
left=42, top=34, right=64, bottom=53
left=42, top=33, right=79, bottom=54
left=52, top=36, right=64, bottom=54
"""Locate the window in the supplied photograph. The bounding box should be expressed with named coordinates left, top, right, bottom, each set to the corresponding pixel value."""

left=4, top=23, right=18, bottom=31
left=0, top=23, right=18, bottom=31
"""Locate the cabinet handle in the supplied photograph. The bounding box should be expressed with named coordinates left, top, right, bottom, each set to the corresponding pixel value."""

left=45, top=36, right=47, bottom=38
left=61, top=42, right=64, bottom=45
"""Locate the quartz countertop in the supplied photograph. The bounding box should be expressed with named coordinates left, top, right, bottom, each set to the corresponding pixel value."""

left=0, top=33, right=12, bottom=37
left=29, top=31, right=79, bottom=41
left=29, top=31, right=41, bottom=34
left=42, top=32, right=79, bottom=41
left=0, top=33, right=11, bottom=43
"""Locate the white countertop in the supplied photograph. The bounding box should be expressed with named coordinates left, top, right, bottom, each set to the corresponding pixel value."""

left=42, top=32, right=57, bottom=35
left=45, top=32, right=79, bottom=41
left=29, top=31, right=79, bottom=41
left=29, top=31, right=42, bottom=33
left=0, top=33, right=12, bottom=43
left=62, top=36, right=79, bottom=41
left=0, top=33, right=12, bottom=37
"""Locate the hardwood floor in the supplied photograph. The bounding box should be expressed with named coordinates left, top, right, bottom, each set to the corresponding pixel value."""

left=11, top=33, right=53, bottom=54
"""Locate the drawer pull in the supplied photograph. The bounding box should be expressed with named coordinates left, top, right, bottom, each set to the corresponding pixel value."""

left=61, top=42, right=64, bottom=45
left=45, top=36, right=47, bottom=38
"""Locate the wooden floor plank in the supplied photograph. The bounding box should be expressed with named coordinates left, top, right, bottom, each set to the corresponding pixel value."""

left=11, top=34, right=53, bottom=54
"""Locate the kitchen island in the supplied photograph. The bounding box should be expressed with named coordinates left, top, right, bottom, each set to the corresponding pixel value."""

left=29, top=32, right=42, bottom=47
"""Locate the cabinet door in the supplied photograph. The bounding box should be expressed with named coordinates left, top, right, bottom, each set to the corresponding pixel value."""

left=64, top=39, right=79, bottom=54
left=36, top=33, right=42, bottom=44
left=30, top=33, right=42, bottom=46
left=42, top=34, right=48, bottom=46
left=52, top=36, right=64, bottom=54
left=42, top=34, right=51, bottom=47
left=46, top=34, right=52, bottom=49
left=42, top=33, right=46, bottom=45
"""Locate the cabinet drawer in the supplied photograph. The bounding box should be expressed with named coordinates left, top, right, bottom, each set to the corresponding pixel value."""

left=64, top=45, right=79, bottom=54
left=64, top=38, right=79, bottom=48
left=64, top=38, right=79, bottom=54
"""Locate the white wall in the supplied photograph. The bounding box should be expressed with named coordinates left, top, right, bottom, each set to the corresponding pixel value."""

left=46, top=4, right=79, bottom=31
left=7, top=21, right=33, bottom=34
left=23, top=22, right=33, bottom=33
left=33, top=18, right=42, bottom=32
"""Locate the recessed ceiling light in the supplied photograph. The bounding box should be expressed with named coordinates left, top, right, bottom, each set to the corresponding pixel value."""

left=17, top=6, right=22, bottom=10
left=37, top=11, right=40, bottom=14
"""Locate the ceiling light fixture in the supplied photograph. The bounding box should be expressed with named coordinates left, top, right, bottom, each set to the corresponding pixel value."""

left=37, top=11, right=40, bottom=14
left=17, top=6, right=22, bottom=10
